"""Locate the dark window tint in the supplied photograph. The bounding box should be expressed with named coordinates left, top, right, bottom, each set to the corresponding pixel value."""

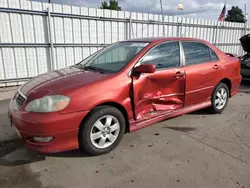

left=210, top=49, right=219, bottom=61
left=141, top=42, right=180, bottom=69
left=182, top=42, right=214, bottom=65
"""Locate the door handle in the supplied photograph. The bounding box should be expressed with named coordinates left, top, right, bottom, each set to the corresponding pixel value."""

left=174, top=71, right=184, bottom=79
left=213, top=64, right=220, bottom=69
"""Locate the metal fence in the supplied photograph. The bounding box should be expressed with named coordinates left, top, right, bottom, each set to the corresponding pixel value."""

left=0, top=0, right=250, bottom=86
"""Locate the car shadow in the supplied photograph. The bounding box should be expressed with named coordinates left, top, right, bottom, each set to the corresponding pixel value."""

left=0, top=139, right=23, bottom=158
left=46, top=149, right=91, bottom=158
left=0, top=139, right=92, bottom=166
left=0, top=139, right=46, bottom=167
left=188, top=109, right=212, bottom=115
left=164, top=126, right=197, bottom=132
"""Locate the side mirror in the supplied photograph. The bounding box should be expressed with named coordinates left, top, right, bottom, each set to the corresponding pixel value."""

left=134, top=64, right=156, bottom=74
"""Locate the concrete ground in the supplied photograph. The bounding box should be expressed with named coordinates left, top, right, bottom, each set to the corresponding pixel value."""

left=0, top=81, right=250, bottom=188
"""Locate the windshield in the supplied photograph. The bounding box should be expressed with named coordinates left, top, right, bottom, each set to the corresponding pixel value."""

left=78, top=42, right=149, bottom=73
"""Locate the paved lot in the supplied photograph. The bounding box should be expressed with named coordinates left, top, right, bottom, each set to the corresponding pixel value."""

left=0, top=81, right=250, bottom=188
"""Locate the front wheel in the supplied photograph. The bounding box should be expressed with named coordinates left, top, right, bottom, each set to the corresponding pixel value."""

left=209, top=83, right=229, bottom=114
left=79, top=106, right=126, bottom=156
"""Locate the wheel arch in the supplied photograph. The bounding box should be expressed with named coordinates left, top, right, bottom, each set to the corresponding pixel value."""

left=219, top=78, right=232, bottom=97
left=80, top=101, right=130, bottom=133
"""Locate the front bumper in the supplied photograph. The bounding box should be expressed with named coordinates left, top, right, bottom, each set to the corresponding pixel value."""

left=8, top=99, right=89, bottom=153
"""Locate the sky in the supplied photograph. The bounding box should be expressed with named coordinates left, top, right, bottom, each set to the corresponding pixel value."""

left=34, top=0, right=249, bottom=21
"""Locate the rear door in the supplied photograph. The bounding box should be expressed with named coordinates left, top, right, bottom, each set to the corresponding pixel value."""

left=132, top=41, right=186, bottom=120
left=182, top=41, right=223, bottom=106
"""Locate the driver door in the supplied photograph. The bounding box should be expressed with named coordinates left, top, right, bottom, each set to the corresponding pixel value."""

left=132, top=41, right=186, bottom=121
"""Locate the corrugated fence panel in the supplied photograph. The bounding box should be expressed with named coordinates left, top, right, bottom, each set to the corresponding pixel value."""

left=65, top=47, right=74, bottom=66
left=74, top=47, right=82, bottom=63
left=104, top=9, right=112, bottom=44
left=0, top=13, right=12, bottom=42
left=82, top=47, right=90, bottom=59
left=2, top=48, right=16, bottom=79
left=0, top=0, right=8, bottom=8
left=56, top=47, right=66, bottom=69
left=8, top=0, right=20, bottom=8
left=15, top=48, right=28, bottom=78
left=22, top=14, right=35, bottom=43
left=0, top=0, right=250, bottom=85
left=111, top=10, right=118, bottom=43
left=26, top=48, right=38, bottom=77
left=10, top=13, right=24, bottom=43
left=37, top=48, right=48, bottom=74
left=20, top=0, right=31, bottom=9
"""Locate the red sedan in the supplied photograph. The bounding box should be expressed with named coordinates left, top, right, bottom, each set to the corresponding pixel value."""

left=8, top=37, right=241, bottom=155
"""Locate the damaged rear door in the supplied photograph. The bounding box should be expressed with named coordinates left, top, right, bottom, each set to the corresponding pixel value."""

left=132, top=41, right=186, bottom=121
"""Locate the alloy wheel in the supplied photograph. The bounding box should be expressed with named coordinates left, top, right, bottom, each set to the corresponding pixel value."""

left=215, top=88, right=228, bottom=110
left=90, top=115, right=120, bottom=149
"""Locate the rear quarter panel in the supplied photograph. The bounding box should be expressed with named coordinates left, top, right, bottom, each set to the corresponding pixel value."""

left=184, top=62, right=221, bottom=106
left=184, top=48, right=241, bottom=106
left=223, top=56, right=242, bottom=96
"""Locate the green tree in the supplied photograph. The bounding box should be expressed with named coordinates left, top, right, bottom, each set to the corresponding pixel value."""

left=101, top=1, right=109, bottom=9
left=100, top=0, right=121, bottom=11
left=225, top=6, right=246, bottom=23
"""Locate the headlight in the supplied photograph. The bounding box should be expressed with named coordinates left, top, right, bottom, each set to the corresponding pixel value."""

left=25, top=95, right=70, bottom=112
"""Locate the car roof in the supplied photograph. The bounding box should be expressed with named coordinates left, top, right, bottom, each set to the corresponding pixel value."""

left=124, top=37, right=206, bottom=43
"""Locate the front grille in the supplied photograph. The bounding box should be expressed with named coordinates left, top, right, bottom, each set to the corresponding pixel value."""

left=15, top=93, right=26, bottom=108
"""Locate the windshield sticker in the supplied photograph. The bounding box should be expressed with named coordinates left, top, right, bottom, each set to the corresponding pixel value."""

left=130, top=43, right=149, bottom=47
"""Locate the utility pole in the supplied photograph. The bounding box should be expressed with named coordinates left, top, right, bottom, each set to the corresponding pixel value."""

left=245, top=4, right=248, bottom=22
left=244, top=4, right=247, bottom=35
left=160, top=0, right=165, bottom=36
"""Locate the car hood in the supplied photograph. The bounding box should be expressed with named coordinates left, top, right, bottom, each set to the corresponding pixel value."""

left=20, top=66, right=111, bottom=98
left=240, top=34, right=250, bottom=53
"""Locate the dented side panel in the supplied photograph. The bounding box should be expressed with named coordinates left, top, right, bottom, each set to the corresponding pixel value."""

left=133, top=68, right=185, bottom=121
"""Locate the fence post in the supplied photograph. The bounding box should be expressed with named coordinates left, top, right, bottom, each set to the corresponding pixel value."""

left=179, top=18, right=183, bottom=37
left=47, top=8, right=54, bottom=71
left=214, top=21, right=219, bottom=46
left=129, top=13, right=132, bottom=39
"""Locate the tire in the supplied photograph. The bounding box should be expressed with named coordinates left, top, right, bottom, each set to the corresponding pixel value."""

left=79, top=105, right=126, bottom=156
left=209, top=83, right=229, bottom=114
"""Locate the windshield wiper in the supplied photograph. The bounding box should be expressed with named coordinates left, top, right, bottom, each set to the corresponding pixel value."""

left=83, top=66, right=105, bottom=74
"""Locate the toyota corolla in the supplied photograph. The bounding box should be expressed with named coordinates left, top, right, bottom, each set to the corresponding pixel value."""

left=8, top=37, right=241, bottom=155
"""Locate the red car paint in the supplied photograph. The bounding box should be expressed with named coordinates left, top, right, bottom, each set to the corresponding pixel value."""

left=8, top=37, right=242, bottom=153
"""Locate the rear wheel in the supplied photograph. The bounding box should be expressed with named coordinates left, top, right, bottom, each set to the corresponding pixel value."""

left=79, top=106, right=126, bottom=156
left=209, top=83, right=229, bottom=114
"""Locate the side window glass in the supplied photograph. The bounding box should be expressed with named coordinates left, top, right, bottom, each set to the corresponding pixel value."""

left=182, top=42, right=211, bottom=65
left=141, top=42, right=180, bottom=69
left=210, top=49, right=219, bottom=61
